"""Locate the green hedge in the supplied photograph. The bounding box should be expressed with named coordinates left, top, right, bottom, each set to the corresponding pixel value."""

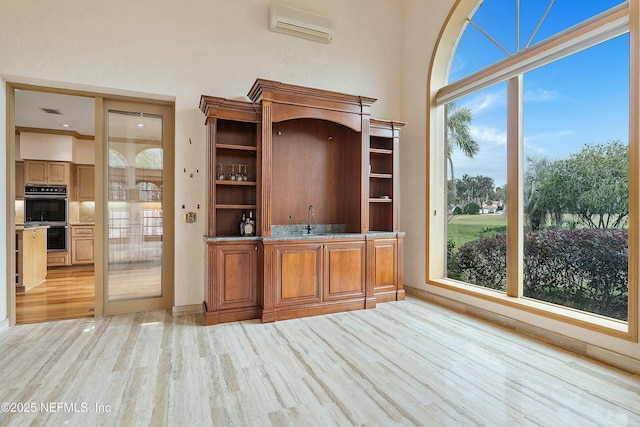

left=449, top=229, right=628, bottom=321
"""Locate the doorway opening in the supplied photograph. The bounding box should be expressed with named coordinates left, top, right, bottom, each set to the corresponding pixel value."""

left=9, top=85, right=174, bottom=324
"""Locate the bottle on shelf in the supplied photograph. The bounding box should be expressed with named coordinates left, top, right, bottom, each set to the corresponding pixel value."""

left=242, top=211, right=255, bottom=236
left=240, top=213, right=247, bottom=236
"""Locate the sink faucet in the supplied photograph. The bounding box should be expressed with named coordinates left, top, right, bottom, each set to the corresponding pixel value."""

left=306, top=204, right=314, bottom=234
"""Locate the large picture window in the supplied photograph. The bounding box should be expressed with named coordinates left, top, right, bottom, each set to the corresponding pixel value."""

left=434, top=1, right=633, bottom=330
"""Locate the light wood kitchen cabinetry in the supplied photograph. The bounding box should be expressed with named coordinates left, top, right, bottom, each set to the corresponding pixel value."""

left=204, top=240, right=261, bottom=325
left=16, top=161, right=24, bottom=200
left=47, top=251, right=69, bottom=267
left=74, top=165, right=95, bottom=201
left=71, top=225, right=95, bottom=265
left=16, top=226, right=48, bottom=291
left=24, top=160, right=70, bottom=185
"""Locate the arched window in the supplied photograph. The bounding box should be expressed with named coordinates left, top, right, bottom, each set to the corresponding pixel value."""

left=108, top=149, right=128, bottom=168
left=135, top=148, right=163, bottom=170
left=430, top=1, right=635, bottom=332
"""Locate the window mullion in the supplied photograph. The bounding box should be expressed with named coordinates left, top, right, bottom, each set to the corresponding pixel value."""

left=506, top=75, right=523, bottom=298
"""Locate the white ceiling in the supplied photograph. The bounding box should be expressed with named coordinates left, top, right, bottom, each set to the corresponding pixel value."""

left=14, top=89, right=163, bottom=141
left=15, top=90, right=96, bottom=136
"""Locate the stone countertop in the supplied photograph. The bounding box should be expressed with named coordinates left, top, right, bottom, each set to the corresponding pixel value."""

left=204, top=231, right=404, bottom=243
left=70, top=222, right=95, bottom=226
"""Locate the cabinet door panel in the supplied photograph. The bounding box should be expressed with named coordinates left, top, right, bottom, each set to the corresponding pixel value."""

left=47, top=162, right=69, bottom=184
left=325, top=242, right=365, bottom=300
left=25, top=161, right=47, bottom=184
left=73, top=239, right=95, bottom=264
left=374, top=239, right=396, bottom=293
left=76, top=165, right=95, bottom=200
left=216, top=244, right=258, bottom=309
left=277, top=244, right=322, bottom=305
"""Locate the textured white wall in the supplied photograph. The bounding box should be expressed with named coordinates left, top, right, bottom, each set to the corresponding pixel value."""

left=401, top=0, right=457, bottom=289
left=0, top=0, right=403, bottom=309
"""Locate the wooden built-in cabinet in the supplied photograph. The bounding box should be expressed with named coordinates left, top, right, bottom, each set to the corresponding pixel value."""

left=369, top=119, right=404, bottom=232
left=200, top=98, right=260, bottom=237
left=204, top=240, right=261, bottom=325
left=201, top=79, right=405, bottom=325
left=24, top=160, right=70, bottom=185
left=71, top=225, right=95, bottom=265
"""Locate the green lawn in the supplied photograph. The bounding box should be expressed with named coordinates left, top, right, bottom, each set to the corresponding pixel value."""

left=448, top=214, right=507, bottom=248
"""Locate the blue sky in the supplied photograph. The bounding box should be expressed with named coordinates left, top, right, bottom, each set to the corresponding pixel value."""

left=448, top=0, right=629, bottom=188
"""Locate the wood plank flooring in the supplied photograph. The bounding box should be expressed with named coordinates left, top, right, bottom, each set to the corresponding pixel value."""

left=15, top=266, right=95, bottom=324
left=1, top=297, right=639, bottom=426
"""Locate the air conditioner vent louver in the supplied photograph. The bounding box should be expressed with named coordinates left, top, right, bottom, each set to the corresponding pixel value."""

left=270, top=3, right=334, bottom=44
left=40, top=108, right=63, bottom=115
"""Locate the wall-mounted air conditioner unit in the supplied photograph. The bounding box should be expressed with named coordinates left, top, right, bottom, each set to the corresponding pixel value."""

left=270, top=3, right=335, bottom=44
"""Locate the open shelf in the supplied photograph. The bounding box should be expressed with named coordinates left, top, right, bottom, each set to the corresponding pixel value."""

left=369, top=173, right=392, bottom=179
left=370, top=148, right=393, bottom=155
left=216, top=204, right=257, bottom=210
left=216, top=180, right=257, bottom=186
left=216, top=143, right=257, bottom=151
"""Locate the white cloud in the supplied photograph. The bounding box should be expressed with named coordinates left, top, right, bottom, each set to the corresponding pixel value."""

left=470, top=124, right=507, bottom=146
left=524, top=88, right=560, bottom=102
left=462, top=90, right=506, bottom=115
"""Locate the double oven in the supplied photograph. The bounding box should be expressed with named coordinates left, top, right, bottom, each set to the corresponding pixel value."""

left=24, top=184, right=68, bottom=251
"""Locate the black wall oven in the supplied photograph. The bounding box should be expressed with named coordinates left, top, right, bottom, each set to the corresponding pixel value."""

left=24, top=184, right=68, bottom=251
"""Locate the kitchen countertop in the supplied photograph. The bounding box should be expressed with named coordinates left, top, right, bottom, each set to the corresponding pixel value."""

left=16, top=224, right=50, bottom=231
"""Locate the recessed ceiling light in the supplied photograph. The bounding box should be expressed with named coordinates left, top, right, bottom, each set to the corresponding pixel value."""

left=60, top=124, right=72, bottom=128
left=136, top=123, right=146, bottom=128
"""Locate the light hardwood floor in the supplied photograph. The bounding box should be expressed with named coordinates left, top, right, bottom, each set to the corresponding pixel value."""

left=1, top=297, right=639, bottom=426
left=15, top=266, right=95, bottom=324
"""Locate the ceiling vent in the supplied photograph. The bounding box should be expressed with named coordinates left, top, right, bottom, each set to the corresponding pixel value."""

left=270, top=3, right=334, bottom=44
left=40, top=107, right=63, bottom=115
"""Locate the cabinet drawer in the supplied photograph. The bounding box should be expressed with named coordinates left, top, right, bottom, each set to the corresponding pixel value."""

left=47, top=251, right=69, bottom=267
left=72, top=226, right=95, bottom=237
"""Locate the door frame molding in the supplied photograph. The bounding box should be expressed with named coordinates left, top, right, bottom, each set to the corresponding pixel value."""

left=5, top=81, right=175, bottom=324
left=101, top=99, right=175, bottom=315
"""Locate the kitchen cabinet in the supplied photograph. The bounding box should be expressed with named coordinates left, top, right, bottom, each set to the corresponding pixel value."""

left=24, top=160, right=70, bottom=185
left=47, top=251, right=69, bottom=267
left=16, top=161, right=24, bottom=200
left=16, top=226, right=48, bottom=291
left=71, top=225, right=95, bottom=264
left=204, top=240, right=261, bottom=325
left=74, top=165, right=95, bottom=201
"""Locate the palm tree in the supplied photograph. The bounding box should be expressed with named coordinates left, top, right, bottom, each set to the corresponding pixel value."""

left=446, top=103, right=479, bottom=204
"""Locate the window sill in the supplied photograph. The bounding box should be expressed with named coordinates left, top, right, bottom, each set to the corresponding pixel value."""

left=427, top=278, right=632, bottom=340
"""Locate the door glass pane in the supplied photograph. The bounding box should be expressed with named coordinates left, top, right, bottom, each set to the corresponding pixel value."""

left=107, top=110, right=163, bottom=301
